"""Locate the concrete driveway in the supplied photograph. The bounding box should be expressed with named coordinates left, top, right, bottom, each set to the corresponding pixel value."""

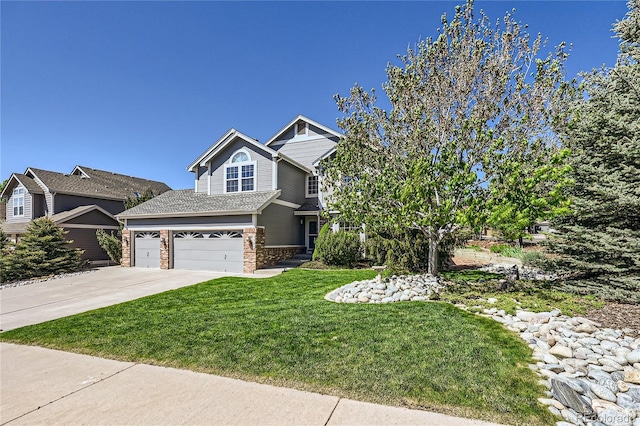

left=0, top=266, right=251, bottom=332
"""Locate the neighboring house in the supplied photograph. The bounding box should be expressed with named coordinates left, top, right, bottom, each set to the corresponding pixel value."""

left=117, top=115, right=341, bottom=273
left=1, top=166, right=171, bottom=261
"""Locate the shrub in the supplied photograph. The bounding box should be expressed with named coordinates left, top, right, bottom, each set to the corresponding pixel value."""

left=313, top=224, right=361, bottom=267
left=0, top=218, right=86, bottom=283
left=521, top=251, right=547, bottom=267
left=96, top=228, right=122, bottom=264
left=490, top=244, right=523, bottom=259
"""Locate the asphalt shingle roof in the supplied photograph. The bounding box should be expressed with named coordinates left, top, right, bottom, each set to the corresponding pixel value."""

left=13, top=174, right=44, bottom=194
left=117, top=189, right=280, bottom=218
left=28, top=167, right=171, bottom=201
left=296, top=199, right=320, bottom=212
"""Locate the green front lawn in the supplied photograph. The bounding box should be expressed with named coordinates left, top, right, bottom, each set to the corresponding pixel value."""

left=1, top=269, right=554, bottom=425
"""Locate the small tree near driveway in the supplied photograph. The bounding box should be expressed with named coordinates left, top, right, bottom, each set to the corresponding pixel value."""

left=324, top=0, right=574, bottom=275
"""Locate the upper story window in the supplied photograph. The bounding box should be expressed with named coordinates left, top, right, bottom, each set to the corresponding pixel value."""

left=224, top=150, right=256, bottom=193
left=296, top=121, right=307, bottom=137
left=13, top=187, right=25, bottom=216
left=306, top=175, right=318, bottom=197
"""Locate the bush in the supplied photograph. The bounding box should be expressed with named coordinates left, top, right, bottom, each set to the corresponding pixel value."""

left=490, top=244, right=523, bottom=259
left=1, top=218, right=86, bottom=283
left=312, top=224, right=361, bottom=267
left=96, top=228, right=122, bottom=264
left=521, top=251, right=547, bottom=267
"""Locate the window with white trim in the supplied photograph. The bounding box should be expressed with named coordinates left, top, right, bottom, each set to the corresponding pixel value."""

left=306, top=175, right=318, bottom=197
left=224, top=150, right=256, bottom=193
left=13, top=187, right=25, bottom=216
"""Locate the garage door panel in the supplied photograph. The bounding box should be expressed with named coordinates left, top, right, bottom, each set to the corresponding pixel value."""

left=173, top=249, right=243, bottom=262
left=174, top=259, right=243, bottom=272
left=134, top=232, right=161, bottom=269
left=173, top=231, right=243, bottom=272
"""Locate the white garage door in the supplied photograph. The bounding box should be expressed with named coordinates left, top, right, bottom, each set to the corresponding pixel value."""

left=134, top=232, right=161, bottom=268
left=173, top=231, right=244, bottom=273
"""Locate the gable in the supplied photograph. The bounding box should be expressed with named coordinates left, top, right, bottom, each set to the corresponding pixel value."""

left=0, top=174, right=44, bottom=199
left=264, top=116, right=341, bottom=169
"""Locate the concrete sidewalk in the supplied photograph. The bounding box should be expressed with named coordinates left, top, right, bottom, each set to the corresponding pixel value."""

left=0, top=343, right=501, bottom=426
left=0, top=267, right=280, bottom=332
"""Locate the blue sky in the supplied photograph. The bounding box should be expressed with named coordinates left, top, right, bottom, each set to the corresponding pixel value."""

left=1, top=1, right=629, bottom=190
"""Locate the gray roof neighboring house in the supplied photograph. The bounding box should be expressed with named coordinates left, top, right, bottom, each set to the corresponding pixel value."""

left=49, top=205, right=116, bottom=224
left=117, top=189, right=281, bottom=219
left=12, top=174, right=44, bottom=194
left=25, top=167, right=171, bottom=201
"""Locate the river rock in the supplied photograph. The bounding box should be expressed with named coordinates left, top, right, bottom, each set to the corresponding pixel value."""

left=624, top=370, right=640, bottom=385
left=626, top=350, right=640, bottom=364
left=551, top=378, right=594, bottom=415
left=550, top=345, right=574, bottom=359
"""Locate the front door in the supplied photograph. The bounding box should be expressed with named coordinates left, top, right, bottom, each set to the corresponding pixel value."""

left=308, top=219, right=318, bottom=251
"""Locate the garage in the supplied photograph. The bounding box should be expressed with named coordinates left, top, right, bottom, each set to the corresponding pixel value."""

left=134, top=232, right=161, bottom=268
left=173, top=230, right=244, bottom=273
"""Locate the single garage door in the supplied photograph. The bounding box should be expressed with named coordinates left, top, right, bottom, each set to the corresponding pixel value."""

left=173, top=231, right=244, bottom=273
left=134, top=232, right=161, bottom=268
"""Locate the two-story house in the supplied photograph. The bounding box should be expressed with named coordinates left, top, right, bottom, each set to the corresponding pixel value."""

left=1, top=166, right=171, bottom=261
left=117, top=115, right=340, bottom=273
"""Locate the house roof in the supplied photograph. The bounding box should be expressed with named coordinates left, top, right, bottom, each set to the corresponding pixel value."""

left=49, top=204, right=117, bottom=224
left=24, top=167, right=171, bottom=201
left=117, top=189, right=281, bottom=219
left=296, top=199, right=321, bottom=212
left=0, top=173, right=44, bottom=199
left=187, top=129, right=277, bottom=172
left=264, top=115, right=342, bottom=147
left=186, top=129, right=311, bottom=174
left=0, top=221, right=29, bottom=235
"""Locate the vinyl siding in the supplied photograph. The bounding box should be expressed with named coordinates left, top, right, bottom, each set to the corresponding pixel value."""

left=125, top=215, right=253, bottom=230
left=196, top=166, right=208, bottom=194
left=277, top=162, right=306, bottom=204
left=271, top=136, right=338, bottom=170
left=54, top=194, right=124, bottom=215
left=207, top=139, right=273, bottom=195
left=5, top=185, right=32, bottom=222
left=64, top=227, right=111, bottom=261
left=257, top=203, right=304, bottom=246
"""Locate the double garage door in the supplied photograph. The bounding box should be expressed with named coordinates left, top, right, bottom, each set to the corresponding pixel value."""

left=134, top=231, right=244, bottom=273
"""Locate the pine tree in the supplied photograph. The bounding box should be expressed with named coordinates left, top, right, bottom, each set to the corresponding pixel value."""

left=546, top=0, right=640, bottom=302
left=1, top=218, right=86, bottom=282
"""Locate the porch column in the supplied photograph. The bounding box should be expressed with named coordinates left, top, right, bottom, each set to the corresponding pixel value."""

left=121, top=230, right=132, bottom=267
left=160, top=229, right=170, bottom=270
left=243, top=227, right=265, bottom=274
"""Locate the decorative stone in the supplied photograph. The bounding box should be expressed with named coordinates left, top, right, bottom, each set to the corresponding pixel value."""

left=551, top=379, right=595, bottom=415
left=618, top=381, right=629, bottom=393
left=550, top=345, right=573, bottom=359
left=616, top=393, right=640, bottom=410
left=626, top=350, right=640, bottom=364
left=576, top=323, right=598, bottom=333
left=624, top=370, right=640, bottom=385
left=589, top=382, right=618, bottom=402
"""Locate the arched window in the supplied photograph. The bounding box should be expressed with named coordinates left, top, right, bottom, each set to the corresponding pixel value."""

left=224, top=150, right=256, bottom=193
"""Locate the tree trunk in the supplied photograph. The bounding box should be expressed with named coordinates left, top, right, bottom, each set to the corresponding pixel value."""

left=427, top=234, right=439, bottom=276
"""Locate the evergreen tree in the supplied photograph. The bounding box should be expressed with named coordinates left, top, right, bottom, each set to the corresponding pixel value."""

left=546, top=0, right=640, bottom=302
left=1, top=218, right=85, bottom=282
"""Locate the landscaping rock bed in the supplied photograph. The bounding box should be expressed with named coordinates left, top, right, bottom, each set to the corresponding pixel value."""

left=325, top=274, right=444, bottom=303
left=481, top=308, right=640, bottom=426
left=479, top=263, right=557, bottom=281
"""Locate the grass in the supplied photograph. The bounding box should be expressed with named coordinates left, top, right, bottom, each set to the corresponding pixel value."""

left=440, top=270, right=605, bottom=315
left=0, top=269, right=555, bottom=425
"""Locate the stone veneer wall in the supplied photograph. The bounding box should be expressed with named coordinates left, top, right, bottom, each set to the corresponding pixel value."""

left=263, top=246, right=306, bottom=267
left=160, top=229, right=170, bottom=270
left=243, top=227, right=265, bottom=274
left=121, top=230, right=132, bottom=267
